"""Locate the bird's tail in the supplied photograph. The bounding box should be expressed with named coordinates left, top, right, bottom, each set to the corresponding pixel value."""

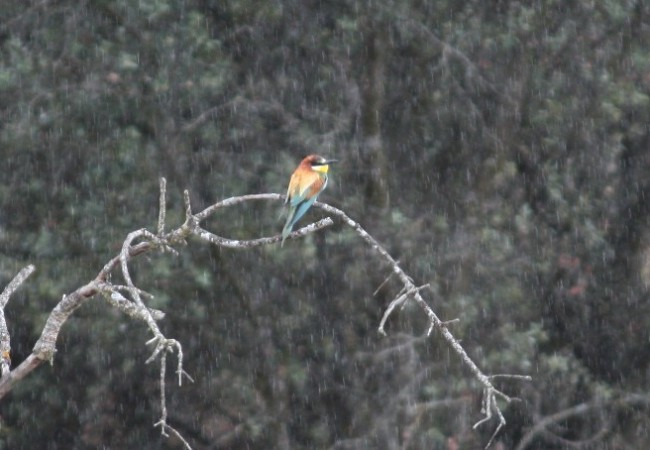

left=281, top=208, right=296, bottom=247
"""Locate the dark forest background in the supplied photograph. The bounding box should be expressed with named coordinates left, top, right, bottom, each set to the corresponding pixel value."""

left=1, top=1, right=650, bottom=448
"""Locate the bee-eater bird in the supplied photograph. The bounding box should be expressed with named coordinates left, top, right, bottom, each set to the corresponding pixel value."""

left=281, top=154, right=337, bottom=246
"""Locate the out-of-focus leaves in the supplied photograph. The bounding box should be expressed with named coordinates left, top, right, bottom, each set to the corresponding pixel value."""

left=1, top=0, right=650, bottom=448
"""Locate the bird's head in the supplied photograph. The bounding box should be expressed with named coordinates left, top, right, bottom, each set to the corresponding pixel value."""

left=303, top=154, right=338, bottom=174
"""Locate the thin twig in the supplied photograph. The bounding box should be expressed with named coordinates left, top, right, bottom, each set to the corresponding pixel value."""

left=153, top=348, right=193, bottom=450
left=158, top=177, right=167, bottom=236
left=490, top=374, right=534, bottom=381
left=156, top=350, right=168, bottom=435
left=373, top=268, right=398, bottom=296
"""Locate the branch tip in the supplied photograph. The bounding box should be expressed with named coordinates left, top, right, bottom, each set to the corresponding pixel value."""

left=158, top=177, right=167, bottom=235
left=183, top=190, right=192, bottom=218
left=441, top=318, right=460, bottom=327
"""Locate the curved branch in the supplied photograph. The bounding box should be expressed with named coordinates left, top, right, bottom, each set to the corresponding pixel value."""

left=312, top=201, right=531, bottom=448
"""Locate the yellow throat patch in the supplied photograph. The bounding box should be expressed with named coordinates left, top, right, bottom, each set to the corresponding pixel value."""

left=313, top=164, right=329, bottom=174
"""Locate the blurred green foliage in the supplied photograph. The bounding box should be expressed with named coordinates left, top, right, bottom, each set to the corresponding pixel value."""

left=1, top=0, right=650, bottom=448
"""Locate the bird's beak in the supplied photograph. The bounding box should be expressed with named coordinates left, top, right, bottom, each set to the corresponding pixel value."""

left=325, top=159, right=338, bottom=164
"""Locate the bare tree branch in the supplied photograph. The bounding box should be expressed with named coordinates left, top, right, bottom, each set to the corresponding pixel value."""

left=0, top=188, right=334, bottom=449
left=0, top=185, right=529, bottom=449
left=154, top=351, right=193, bottom=450
left=0, top=265, right=35, bottom=310
left=312, top=201, right=532, bottom=448
left=0, top=265, right=36, bottom=377
left=158, top=176, right=167, bottom=236
left=101, top=287, right=165, bottom=321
